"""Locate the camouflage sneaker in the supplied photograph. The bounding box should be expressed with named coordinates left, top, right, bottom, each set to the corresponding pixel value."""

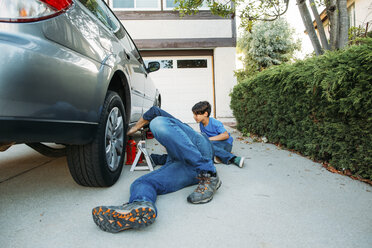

left=92, top=201, right=156, bottom=233
left=233, top=156, right=245, bottom=168
left=187, top=172, right=222, bottom=204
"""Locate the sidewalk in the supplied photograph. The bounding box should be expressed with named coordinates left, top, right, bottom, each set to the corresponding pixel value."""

left=0, top=125, right=371, bottom=248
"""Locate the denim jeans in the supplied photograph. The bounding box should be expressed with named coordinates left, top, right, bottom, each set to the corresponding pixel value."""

left=211, top=140, right=235, bottom=164
left=129, top=107, right=216, bottom=211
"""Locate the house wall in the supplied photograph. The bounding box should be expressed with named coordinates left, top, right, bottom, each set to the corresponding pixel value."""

left=314, top=0, right=372, bottom=40
left=317, top=0, right=371, bottom=37
left=121, top=19, right=233, bottom=39
left=214, top=47, right=237, bottom=118
left=352, top=0, right=372, bottom=27
left=107, top=0, right=237, bottom=118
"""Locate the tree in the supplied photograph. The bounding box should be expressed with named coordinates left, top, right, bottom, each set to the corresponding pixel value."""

left=175, top=0, right=349, bottom=55
left=236, top=18, right=301, bottom=80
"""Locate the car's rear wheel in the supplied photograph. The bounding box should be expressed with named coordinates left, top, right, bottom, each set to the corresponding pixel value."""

left=66, top=91, right=127, bottom=187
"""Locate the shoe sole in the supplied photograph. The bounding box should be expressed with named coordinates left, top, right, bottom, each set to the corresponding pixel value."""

left=187, top=179, right=222, bottom=204
left=92, top=206, right=156, bottom=233
left=239, top=157, right=245, bottom=168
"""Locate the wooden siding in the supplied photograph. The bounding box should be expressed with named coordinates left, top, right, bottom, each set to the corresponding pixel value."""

left=134, top=38, right=236, bottom=49
left=140, top=49, right=214, bottom=56
left=114, top=10, right=228, bottom=20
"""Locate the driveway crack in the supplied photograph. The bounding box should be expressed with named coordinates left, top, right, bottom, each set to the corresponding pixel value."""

left=0, top=159, right=54, bottom=183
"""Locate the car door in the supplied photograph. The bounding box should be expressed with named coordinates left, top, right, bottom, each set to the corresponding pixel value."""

left=120, top=34, right=147, bottom=122
left=124, top=35, right=157, bottom=113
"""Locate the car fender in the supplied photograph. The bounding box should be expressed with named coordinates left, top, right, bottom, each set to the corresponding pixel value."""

left=100, top=53, right=133, bottom=123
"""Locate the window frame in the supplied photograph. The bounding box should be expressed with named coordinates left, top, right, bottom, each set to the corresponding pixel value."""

left=109, top=0, right=162, bottom=11
left=164, top=0, right=209, bottom=10
left=347, top=2, right=356, bottom=28
left=176, top=59, right=208, bottom=69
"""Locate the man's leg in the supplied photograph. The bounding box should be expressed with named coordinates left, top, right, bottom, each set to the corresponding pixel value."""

left=143, top=106, right=177, bottom=121
left=150, top=116, right=215, bottom=172
left=127, top=106, right=177, bottom=135
left=92, top=160, right=198, bottom=233
left=149, top=116, right=221, bottom=204
left=129, top=160, right=199, bottom=203
left=150, top=154, right=168, bottom=166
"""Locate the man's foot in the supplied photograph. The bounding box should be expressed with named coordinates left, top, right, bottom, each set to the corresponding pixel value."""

left=187, top=172, right=221, bottom=204
left=92, top=201, right=156, bottom=233
left=232, top=156, right=245, bottom=168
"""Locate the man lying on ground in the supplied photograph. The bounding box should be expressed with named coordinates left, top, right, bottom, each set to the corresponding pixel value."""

left=92, top=106, right=221, bottom=233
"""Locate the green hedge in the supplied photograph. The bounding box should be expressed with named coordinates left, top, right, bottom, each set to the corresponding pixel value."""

left=231, top=39, right=372, bottom=180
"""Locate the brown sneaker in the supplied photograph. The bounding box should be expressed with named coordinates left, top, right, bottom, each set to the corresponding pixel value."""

left=92, top=201, right=156, bottom=233
left=187, top=172, right=221, bottom=204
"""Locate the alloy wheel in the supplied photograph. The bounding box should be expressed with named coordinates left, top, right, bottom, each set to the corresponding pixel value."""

left=105, top=107, right=124, bottom=171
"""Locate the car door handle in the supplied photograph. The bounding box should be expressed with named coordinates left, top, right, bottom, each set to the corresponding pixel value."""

left=131, top=88, right=143, bottom=95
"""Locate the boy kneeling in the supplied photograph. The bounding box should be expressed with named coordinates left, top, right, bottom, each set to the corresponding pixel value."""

left=192, top=101, right=245, bottom=168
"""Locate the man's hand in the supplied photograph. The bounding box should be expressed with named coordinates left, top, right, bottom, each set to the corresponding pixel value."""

left=127, top=117, right=149, bottom=136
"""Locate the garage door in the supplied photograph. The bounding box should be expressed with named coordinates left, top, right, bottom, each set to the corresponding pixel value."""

left=144, top=56, right=214, bottom=123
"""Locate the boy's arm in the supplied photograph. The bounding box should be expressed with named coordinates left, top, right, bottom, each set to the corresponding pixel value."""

left=209, top=131, right=230, bottom=141
left=208, top=118, right=229, bottom=141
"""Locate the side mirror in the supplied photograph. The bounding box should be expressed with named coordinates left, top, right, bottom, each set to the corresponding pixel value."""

left=147, top=61, right=160, bottom=73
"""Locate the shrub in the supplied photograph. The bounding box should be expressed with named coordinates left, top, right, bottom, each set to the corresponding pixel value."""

left=231, top=38, right=372, bottom=180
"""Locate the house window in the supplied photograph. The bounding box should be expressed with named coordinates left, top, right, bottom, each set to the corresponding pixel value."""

left=112, top=0, right=160, bottom=10
left=347, top=3, right=355, bottom=28
left=177, top=59, right=207, bottom=68
left=164, top=0, right=208, bottom=9
left=165, top=0, right=177, bottom=8
left=144, top=60, right=174, bottom=69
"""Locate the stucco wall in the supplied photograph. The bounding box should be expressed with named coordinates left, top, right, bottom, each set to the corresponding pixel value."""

left=214, top=47, right=237, bottom=118
left=352, top=0, right=372, bottom=27
left=121, top=19, right=233, bottom=39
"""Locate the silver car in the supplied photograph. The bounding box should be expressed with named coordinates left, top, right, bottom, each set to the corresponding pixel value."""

left=0, top=0, right=161, bottom=187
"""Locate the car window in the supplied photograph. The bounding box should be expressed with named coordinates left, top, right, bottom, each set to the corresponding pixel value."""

left=119, top=26, right=146, bottom=67
left=83, top=0, right=147, bottom=70
left=79, top=0, right=119, bottom=32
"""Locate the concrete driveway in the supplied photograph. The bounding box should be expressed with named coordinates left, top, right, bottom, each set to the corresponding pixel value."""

left=1, top=124, right=371, bottom=248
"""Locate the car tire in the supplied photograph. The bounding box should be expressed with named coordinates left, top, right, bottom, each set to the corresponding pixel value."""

left=66, top=91, right=127, bottom=187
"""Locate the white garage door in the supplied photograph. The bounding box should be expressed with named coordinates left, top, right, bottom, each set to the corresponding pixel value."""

left=144, top=56, right=214, bottom=123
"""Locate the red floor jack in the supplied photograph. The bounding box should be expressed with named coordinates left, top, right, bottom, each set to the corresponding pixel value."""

left=126, top=128, right=154, bottom=172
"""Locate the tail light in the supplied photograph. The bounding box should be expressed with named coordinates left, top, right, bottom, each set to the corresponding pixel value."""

left=0, top=0, right=73, bottom=23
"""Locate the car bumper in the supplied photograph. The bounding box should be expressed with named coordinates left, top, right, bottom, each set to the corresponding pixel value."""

left=0, top=118, right=97, bottom=144
left=0, top=33, right=104, bottom=122
left=0, top=22, right=110, bottom=144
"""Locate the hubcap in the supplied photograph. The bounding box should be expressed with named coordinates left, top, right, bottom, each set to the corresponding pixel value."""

left=105, top=107, right=124, bottom=171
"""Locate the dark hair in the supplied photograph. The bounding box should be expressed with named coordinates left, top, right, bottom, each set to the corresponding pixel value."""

left=192, top=101, right=211, bottom=117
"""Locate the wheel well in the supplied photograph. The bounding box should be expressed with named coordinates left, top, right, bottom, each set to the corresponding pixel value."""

left=108, top=71, right=131, bottom=125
